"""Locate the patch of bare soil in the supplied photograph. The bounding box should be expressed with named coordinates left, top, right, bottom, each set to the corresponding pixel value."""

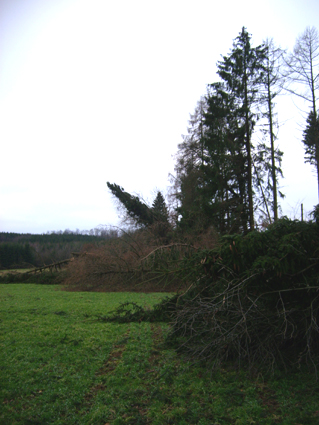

left=257, top=382, right=282, bottom=423
left=84, top=329, right=130, bottom=403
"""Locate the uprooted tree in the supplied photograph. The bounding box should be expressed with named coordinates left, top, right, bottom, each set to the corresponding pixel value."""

left=64, top=184, right=193, bottom=292
left=166, top=217, right=319, bottom=374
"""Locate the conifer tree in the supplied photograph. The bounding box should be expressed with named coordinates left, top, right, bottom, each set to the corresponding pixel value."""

left=106, top=183, right=170, bottom=239
left=204, top=83, right=248, bottom=233
left=106, top=182, right=153, bottom=227
left=214, top=27, right=267, bottom=230
left=170, top=98, right=209, bottom=232
left=152, top=191, right=169, bottom=223
left=302, top=110, right=319, bottom=168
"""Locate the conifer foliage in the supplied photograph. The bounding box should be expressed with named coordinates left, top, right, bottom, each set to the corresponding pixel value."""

left=172, top=28, right=284, bottom=234
left=107, top=182, right=154, bottom=227
left=152, top=191, right=169, bottom=223
left=303, top=110, right=319, bottom=171
left=106, top=182, right=170, bottom=240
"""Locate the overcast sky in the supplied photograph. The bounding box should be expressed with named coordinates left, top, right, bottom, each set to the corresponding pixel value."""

left=1, top=0, right=319, bottom=234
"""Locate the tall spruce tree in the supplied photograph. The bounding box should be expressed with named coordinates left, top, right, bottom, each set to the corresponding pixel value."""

left=214, top=27, right=267, bottom=230
left=203, top=82, right=249, bottom=233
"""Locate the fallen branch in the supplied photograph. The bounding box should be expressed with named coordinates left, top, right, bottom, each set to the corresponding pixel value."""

left=26, top=258, right=73, bottom=274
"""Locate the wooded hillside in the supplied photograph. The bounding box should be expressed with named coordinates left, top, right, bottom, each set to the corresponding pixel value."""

left=0, top=229, right=119, bottom=269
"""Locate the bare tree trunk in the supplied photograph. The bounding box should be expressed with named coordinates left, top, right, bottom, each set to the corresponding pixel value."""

left=284, top=26, right=319, bottom=200
left=244, top=67, right=254, bottom=231
left=267, top=68, right=278, bottom=221
left=309, top=40, right=319, bottom=200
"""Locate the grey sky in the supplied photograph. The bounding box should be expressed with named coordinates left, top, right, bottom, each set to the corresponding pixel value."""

left=1, top=0, right=319, bottom=233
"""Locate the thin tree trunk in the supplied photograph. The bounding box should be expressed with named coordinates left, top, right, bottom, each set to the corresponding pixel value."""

left=253, top=159, right=272, bottom=223
left=244, top=66, right=254, bottom=230
left=267, top=65, right=278, bottom=221
left=315, top=114, right=319, bottom=202
left=309, top=45, right=319, bottom=201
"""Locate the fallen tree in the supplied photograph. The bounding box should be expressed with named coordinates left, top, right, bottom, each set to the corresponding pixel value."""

left=102, top=217, right=319, bottom=376
left=168, top=217, right=319, bottom=375
left=63, top=227, right=197, bottom=292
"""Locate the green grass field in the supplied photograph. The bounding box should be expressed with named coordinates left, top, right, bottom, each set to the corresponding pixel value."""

left=1, top=284, right=319, bottom=425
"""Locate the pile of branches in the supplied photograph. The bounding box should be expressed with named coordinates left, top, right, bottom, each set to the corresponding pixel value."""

left=165, top=218, right=319, bottom=374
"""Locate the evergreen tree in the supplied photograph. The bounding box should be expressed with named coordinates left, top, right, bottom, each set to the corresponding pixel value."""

left=170, top=98, right=209, bottom=232
left=302, top=110, right=319, bottom=167
left=203, top=83, right=248, bottom=233
left=107, top=183, right=170, bottom=240
left=206, top=27, right=267, bottom=231
left=107, top=182, right=153, bottom=227
left=152, top=191, right=169, bottom=223
left=216, top=27, right=267, bottom=230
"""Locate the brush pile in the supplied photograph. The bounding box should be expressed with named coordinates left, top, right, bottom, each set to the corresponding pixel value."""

left=165, top=218, right=319, bottom=374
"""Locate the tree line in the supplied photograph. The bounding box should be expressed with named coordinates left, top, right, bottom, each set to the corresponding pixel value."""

left=0, top=228, right=119, bottom=269
left=107, top=26, right=319, bottom=236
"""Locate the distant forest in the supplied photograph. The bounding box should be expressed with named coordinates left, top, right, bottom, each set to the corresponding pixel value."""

left=0, top=228, right=119, bottom=269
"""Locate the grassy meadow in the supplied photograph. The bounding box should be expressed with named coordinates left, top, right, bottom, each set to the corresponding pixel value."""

left=1, top=284, right=319, bottom=425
